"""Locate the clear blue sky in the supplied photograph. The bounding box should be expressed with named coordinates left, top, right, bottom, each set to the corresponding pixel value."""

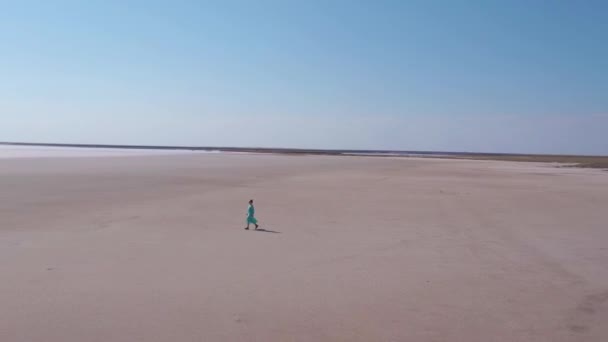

left=1, top=0, right=607, bottom=154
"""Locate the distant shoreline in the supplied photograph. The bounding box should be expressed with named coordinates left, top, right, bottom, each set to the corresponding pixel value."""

left=1, top=141, right=607, bottom=169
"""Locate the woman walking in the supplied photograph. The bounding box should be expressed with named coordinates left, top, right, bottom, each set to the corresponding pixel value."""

left=245, top=199, right=259, bottom=230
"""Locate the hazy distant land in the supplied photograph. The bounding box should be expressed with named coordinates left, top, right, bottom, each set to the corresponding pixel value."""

left=2, top=141, right=607, bottom=169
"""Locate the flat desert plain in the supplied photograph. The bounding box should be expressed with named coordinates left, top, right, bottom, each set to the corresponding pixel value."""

left=1, top=150, right=607, bottom=342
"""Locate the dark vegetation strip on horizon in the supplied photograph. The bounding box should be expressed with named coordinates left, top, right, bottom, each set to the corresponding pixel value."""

left=1, top=142, right=607, bottom=169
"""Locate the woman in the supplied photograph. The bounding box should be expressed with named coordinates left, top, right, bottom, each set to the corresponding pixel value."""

left=245, top=199, right=259, bottom=230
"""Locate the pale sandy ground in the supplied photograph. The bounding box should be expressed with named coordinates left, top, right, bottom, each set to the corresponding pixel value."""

left=1, top=150, right=607, bottom=342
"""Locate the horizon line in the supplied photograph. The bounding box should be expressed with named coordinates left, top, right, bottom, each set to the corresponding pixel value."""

left=1, top=141, right=606, bottom=158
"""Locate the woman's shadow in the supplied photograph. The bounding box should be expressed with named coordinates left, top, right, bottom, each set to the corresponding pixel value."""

left=254, top=228, right=281, bottom=234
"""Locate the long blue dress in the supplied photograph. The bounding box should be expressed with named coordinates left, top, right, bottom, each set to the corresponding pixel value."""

left=247, top=204, right=258, bottom=225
